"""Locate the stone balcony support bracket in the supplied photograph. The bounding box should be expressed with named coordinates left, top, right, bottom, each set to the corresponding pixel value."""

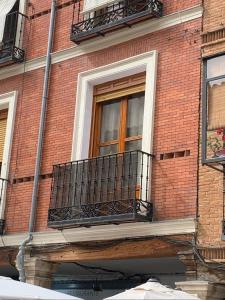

left=23, top=256, right=58, bottom=289
left=176, top=281, right=225, bottom=300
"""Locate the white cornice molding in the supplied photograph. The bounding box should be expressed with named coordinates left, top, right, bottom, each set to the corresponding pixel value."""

left=0, top=218, right=196, bottom=247
left=0, top=5, right=202, bottom=81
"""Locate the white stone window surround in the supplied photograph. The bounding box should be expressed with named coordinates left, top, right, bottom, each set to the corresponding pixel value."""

left=72, top=50, right=157, bottom=161
left=0, top=91, right=17, bottom=220
left=15, top=0, right=27, bottom=48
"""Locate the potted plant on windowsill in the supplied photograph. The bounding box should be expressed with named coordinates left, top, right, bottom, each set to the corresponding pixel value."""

left=207, top=128, right=225, bottom=158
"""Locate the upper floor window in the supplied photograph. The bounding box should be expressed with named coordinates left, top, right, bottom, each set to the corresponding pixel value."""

left=90, top=73, right=145, bottom=157
left=0, top=0, right=26, bottom=64
left=0, top=0, right=19, bottom=45
left=83, top=0, right=117, bottom=13
left=202, top=54, right=225, bottom=162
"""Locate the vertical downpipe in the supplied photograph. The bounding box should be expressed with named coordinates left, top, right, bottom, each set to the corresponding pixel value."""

left=16, top=0, right=57, bottom=282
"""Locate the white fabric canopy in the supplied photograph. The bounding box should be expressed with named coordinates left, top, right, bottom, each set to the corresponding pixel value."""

left=0, top=276, right=83, bottom=300
left=0, top=0, right=17, bottom=43
left=83, top=0, right=118, bottom=12
left=104, top=281, right=200, bottom=300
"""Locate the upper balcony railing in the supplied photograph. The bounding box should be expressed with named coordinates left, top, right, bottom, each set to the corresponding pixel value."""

left=0, top=11, right=26, bottom=65
left=71, top=0, right=163, bottom=44
left=48, top=150, right=153, bottom=228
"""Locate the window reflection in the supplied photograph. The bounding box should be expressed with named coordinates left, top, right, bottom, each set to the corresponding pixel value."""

left=207, top=55, right=225, bottom=78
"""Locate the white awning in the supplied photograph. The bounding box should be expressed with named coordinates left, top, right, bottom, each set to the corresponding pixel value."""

left=104, top=281, right=200, bottom=300
left=0, top=0, right=17, bottom=43
left=83, top=0, right=118, bottom=13
left=0, top=277, right=84, bottom=300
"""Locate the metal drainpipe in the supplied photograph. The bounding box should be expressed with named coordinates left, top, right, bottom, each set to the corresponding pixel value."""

left=16, top=0, right=57, bottom=282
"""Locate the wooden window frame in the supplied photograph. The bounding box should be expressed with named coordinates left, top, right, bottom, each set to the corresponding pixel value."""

left=90, top=73, right=145, bottom=158
left=202, top=54, right=225, bottom=164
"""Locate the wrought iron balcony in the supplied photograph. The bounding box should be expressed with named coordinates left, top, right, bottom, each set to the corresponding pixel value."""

left=48, top=150, right=153, bottom=228
left=71, top=0, right=163, bottom=44
left=0, top=11, right=26, bottom=65
left=0, top=178, right=9, bottom=235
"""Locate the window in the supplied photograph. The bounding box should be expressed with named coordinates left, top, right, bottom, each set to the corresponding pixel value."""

left=83, top=0, right=118, bottom=13
left=202, top=54, right=225, bottom=162
left=84, top=0, right=147, bottom=26
left=84, top=1, right=125, bottom=30
left=0, top=110, right=8, bottom=175
left=2, top=0, right=20, bottom=48
left=0, top=0, right=26, bottom=64
left=90, top=73, right=145, bottom=157
left=72, top=50, right=157, bottom=162
left=83, top=0, right=147, bottom=13
left=0, top=0, right=20, bottom=45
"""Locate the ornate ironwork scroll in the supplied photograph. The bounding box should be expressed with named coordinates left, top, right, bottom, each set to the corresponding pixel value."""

left=71, top=0, right=163, bottom=43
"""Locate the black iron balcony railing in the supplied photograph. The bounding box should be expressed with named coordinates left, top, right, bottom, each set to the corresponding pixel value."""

left=0, top=11, right=26, bottom=65
left=71, top=0, right=163, bottom=44
left=0, top=178, right=8, bottom=235
left=48, top=150, right=153, bottom=228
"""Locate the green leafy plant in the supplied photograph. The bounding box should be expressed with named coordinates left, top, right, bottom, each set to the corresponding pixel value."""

left=207, top=135, right=223, bottom=155
left=207, top=128, right=225, bottom=157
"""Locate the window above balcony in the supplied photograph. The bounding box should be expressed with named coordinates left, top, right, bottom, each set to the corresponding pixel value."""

left=71, top=0, right=163, bottom=44
left=83, top=0, right=117, bottom=13
left=0, top=0, right=26, bottom=66
left=91, top=73, right=146, bottom=157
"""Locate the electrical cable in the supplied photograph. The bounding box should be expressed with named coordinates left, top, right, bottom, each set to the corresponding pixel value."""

left=158, top=235, right=225, bottom=272
left=30, top=230, right=225, bottom=276
left=73, top=262, right=126, bottom=278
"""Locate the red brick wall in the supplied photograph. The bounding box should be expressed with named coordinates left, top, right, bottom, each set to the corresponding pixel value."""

left=0, top=1, right=202, bottom=233
left=203, top=0, right=225, bottom=32
left=23, top=0, right=202, bottom=60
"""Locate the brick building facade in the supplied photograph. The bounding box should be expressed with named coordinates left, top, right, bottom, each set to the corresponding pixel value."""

left=195, top=0, right=225, bottom=296
left=0, top=0, right=212, bottom=298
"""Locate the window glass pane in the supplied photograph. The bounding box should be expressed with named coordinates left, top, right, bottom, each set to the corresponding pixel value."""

left=100, top=101, right=120, bottom=143
left=126, top=92, right=144, bottom=138
left=207, top=78, right=225, bottom=130
left=100, top=144, right=118, bottom=156
left=3, top=0, right=19, bottom=45
left=125, top=140, right=142, bottom=151
left=207, top=55, right=225, bottom=78
left=206, top=78, right=225, bottom=159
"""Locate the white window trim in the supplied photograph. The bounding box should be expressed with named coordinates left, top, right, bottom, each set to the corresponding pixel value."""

left=15, top=0, right=27, bottom=48
left=0, top=91, right=17, bottom=220
left=72, top=50, right=158, bottom=161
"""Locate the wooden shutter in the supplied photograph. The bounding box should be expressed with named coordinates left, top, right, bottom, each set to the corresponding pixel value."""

left=94, top=72, right=146, bottom=102
left=0, top=110, right=8, bottom=162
